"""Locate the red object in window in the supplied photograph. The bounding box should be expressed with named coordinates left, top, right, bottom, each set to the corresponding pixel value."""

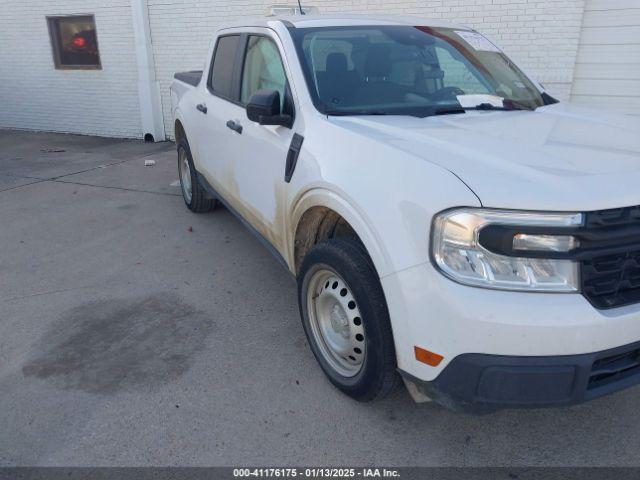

left=72, top=36, right=86, bottom=47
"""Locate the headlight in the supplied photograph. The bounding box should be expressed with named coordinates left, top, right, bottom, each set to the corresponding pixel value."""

left=431, top=208, right=583, bottom=292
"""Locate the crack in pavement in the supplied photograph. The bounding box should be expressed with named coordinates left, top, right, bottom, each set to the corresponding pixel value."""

left=51, top=179, right=181, bottom=197
left=2, top=148, right=171, bottom=182
left=49, top=148, right=170, bottom=181
left=0, top=146, right=176, bottom=196
left=1, top=285, right=98, bottom=303
left=0, top=177, right=180, bottom=197
left=0, top=179, right=48, bottom=193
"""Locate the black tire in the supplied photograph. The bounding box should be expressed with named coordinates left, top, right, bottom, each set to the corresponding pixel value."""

left=298, top=238, right=399, bottom=401
left=177, top=136, right=216, bottom=213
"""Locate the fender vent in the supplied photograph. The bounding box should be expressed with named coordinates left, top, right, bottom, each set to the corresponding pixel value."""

left=284, top=133, right=304, bottom=183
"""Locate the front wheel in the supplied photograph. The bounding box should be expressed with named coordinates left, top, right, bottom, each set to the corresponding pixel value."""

left=298, top=238, right=399, bottom=401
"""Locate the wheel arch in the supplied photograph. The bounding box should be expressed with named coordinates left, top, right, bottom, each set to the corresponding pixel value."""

left=174, top=118, right=186, bottom=144
left=290, top=189, right=393, bottom=278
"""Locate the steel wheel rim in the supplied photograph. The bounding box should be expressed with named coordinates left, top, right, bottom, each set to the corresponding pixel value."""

left=179, top=148, right=192, bottom=203
left=307, top=268, right=365, bottom=377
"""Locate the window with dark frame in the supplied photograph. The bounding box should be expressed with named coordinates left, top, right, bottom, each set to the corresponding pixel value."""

left=240, top=36, right=287, bottom=108
left=208, top=35, right=241, bottom=99
left=47, top=15, right=101, bottom=69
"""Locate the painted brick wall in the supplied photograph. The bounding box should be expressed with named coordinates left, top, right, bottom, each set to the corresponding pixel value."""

left=0, top=0, right=142, bottom=138
left=147, top=0, right=586, bottom=139
left=0, top=1, right=587, bottom=139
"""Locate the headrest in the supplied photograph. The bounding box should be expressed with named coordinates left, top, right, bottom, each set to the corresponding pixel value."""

left=364, top=44, right=392, bottom=79
left=326, top=52, right=348, bottom=74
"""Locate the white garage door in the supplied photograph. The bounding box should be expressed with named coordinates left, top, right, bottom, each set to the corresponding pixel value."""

left=571, top=0, right=640, bottom=116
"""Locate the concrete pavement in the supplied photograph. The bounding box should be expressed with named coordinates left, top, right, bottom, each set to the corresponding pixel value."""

left=1, top=130, right=640, bottom=467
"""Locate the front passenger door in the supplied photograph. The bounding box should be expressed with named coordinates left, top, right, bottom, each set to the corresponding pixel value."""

left=228, top=33, right=296, bottom=256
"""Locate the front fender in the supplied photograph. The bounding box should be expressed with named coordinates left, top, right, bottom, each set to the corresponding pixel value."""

left=290, top=186, right=393, bottom=277
left=287, top=116, right=482, bottom=279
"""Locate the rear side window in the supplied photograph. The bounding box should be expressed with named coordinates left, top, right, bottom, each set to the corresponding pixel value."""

left=209, top=35, right=240, bottom=99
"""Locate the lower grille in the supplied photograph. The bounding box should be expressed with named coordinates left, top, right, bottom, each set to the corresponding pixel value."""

left=588, top=348, right=640, bottom=390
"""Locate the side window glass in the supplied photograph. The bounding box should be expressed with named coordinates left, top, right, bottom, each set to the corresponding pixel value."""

left=240, top=36, right=287, bottom=109
left=210, top=35, right=241, bottom=99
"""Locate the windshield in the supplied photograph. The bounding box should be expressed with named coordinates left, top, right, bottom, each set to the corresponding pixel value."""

left=289, top=25, right=547, bottom=116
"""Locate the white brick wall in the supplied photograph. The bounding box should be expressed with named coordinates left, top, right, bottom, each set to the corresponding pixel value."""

left=0, top=0, right=587, bottom=139
left=571, top=0, right=640, bottom=116
left=147, top=0, right=586, bottom=138
left=0, top=0, right=142, bottom=138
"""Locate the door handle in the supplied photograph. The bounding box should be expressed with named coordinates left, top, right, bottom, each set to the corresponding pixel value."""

left=196, top=103, right=207, bottom=114
left=226, top=120, right=243, bottom=134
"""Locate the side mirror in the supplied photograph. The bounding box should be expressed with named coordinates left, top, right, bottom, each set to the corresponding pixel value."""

left=246, top=89, right=293, bottom=128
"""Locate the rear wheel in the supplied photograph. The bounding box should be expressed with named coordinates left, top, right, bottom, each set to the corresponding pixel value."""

left=298, top=238, right=399, bottom=401
left=177, top=137, right=215, bottom=213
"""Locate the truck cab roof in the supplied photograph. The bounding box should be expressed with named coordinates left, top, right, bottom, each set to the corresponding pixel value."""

left=218, top=14, right=469, bottom=31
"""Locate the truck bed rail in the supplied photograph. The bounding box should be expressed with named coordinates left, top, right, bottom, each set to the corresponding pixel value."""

left=174, top=71, right=202, bottom=87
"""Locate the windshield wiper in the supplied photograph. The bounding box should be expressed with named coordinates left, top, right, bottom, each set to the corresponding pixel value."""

left=325, top=101, right=533, bottom=119
left=325, top=108, right=442, bottom=118
left=435, top=102, right=532, bottom=116
left=435, top=105, right=466, bottom=116
left=325, top=109, right=391, bottom=116
left=468, top=103, right=521, bottom=111
left=463, top=102, right=532, bottom=111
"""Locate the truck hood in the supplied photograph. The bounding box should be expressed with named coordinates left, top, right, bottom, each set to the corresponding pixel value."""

left=330, top=103, right=640, bottom=211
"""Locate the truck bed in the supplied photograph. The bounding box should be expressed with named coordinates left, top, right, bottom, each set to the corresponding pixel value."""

left=171, top=70, right=204, bottom=114
left=173, top=70, right=202, bottom=87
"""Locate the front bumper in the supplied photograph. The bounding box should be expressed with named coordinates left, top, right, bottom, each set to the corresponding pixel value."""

left=381, top=262, right=640, bottom=410
left=400, top=340, right=640, bottom=413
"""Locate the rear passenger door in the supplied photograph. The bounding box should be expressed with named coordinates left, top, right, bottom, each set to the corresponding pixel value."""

left=196, top=33, right=244, bottom=194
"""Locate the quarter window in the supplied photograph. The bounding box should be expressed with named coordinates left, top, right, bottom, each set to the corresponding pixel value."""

left=240, top=36, right=287, bottom=108
left=47, top=15, right=101, bottom=69
left=210, top=35, right=241, bottom=99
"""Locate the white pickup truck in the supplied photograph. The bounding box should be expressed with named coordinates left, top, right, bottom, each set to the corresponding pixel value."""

left=171, top=14, right=640, bottom=413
